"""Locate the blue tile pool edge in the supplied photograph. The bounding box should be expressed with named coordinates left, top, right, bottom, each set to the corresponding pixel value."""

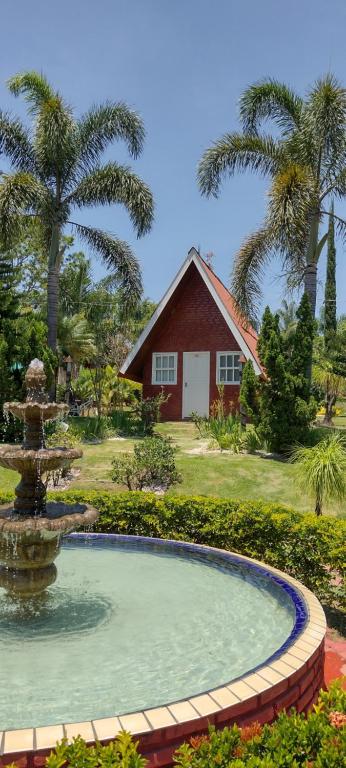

left=65, top=532, right=310, bottom=699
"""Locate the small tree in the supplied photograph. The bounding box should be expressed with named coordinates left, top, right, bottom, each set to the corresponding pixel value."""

left=112, top=436, right=181, bottom=491
left=291, top=433, right=346, bottom=515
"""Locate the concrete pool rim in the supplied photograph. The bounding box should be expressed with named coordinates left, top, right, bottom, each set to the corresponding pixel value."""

left=0, top=534, right=327, bottom=766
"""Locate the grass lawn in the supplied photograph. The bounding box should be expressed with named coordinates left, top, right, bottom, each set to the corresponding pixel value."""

left=1, top=421, right=345, bottom=517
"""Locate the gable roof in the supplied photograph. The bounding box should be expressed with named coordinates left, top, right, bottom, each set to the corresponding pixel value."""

left=120, top=247, right=263, bottom=378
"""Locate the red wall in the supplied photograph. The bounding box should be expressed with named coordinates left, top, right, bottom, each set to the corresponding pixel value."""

left=142, top=266, right=241, bottom=420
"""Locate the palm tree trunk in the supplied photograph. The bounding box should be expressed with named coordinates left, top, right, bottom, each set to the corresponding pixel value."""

left=47, top=224, right=60, bottom=352
left=322, top=392, right=336, bottom=426
left=304, top=262, right=317, bottom=316
left=304, top=212, right=319, bottom=318
left=315, top=495, right=323, bottom=516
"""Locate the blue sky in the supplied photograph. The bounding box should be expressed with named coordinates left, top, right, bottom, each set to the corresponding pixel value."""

left=1, top=0, right=346, bottom=317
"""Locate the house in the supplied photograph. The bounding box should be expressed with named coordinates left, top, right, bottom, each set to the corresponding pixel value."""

left=119, top=247, right=263, bottom=420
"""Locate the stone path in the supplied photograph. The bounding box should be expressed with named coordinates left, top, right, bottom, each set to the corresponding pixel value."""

left=324, top=628, right=346, bottom=687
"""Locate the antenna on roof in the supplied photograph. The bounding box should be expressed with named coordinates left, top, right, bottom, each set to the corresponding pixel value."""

left=205, top=251, right=215, bottom=271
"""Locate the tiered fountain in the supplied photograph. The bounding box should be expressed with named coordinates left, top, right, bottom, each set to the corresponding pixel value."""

left=0, top=359, right=98, bottom=597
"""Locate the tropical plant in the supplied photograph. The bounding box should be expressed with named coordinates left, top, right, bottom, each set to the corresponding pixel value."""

left=58, top=250, right=93, bottom=317
left=111, top=436, right=181, bottom=491
left=277, top=298, right=297, bottom=341
left=291, top=432, right=346, bottom=514
left=198, top=75, right=346, bottom=322
left=57, top=313, right=95, bottom=363
left=0, top=71, right=154, bottom=356
left=313, top=317, right=346, bottom=425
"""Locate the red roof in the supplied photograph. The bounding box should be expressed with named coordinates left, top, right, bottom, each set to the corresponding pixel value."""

left=196, top=254, right=262, bottom=372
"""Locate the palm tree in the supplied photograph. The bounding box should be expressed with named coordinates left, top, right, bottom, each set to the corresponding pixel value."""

left=57, top=313, right=96, bottom=364
left=291, top=433, right=346, bottom=515
left=0, top=71, right=154, bottom=356
left=277, top=299, right=297, bottom=339
left=198, top=75, right=346, bottom=322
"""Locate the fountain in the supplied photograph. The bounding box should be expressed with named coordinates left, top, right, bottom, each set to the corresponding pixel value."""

left=0, top=359, right=98, bottom=596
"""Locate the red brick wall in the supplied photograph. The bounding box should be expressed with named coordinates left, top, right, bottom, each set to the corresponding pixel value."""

left=142, top=266, right=241, bottom=420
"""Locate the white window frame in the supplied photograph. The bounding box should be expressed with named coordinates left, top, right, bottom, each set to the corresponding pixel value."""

left=151, top=352, right=178, bottom=385
left=216, top=351, right=241, bottom=385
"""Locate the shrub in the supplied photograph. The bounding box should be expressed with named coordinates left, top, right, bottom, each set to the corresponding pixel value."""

left=174, top=680, right=346, bottom=768
left=45, top=730, right=146, bottom=768
left=111, top=436, right=182, bottom=491
left=27, top=683, right=346, bottom=768
left=191, top=387, right=244, bottom=452
left=242, top=426, right=262, bottom=454
left=12, top=490, right=343, bottom=609
left=217, top=422, right=243, bottom=452
left=132, top=390, right=170, bottom=436
left=46, top=421, right=82, bottom=449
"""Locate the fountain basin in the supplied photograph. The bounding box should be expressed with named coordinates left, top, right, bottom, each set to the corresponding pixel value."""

left=0, top=503, right=99, bottom=596
left=4, top=402, right=69, bottom=423
left=0, top=446, right=82, bottom=473
left=0, top=535, right=326, bottom=767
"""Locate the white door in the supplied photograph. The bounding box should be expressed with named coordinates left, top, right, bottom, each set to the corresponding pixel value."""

left=182, top=352, right=210, bottom=418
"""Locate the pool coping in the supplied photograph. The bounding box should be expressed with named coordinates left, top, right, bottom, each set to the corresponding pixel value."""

left=0, top=535, right=327, bottom=759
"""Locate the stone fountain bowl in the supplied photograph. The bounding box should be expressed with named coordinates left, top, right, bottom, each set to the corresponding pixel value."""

left=0, top=446, right=82, bottom=474
left=5, top=402, right=69, bottom=422
left=0, top=502, right=99, bottom=595
left=0, top=501, right=99, bottom=536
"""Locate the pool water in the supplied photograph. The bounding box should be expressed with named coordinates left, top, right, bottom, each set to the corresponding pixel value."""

left=0, top=538, right=296, bottom=729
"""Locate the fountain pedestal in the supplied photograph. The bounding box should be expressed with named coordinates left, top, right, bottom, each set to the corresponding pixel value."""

left=0, top=360, right=98, bottom=597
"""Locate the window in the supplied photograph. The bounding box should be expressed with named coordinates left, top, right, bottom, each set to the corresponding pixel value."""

left=216, top=352, right=241, bottom=384
left=152, top=353, right=177, bottom=384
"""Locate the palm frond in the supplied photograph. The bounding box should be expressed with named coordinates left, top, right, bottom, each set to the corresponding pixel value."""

left=231, top=226, right=275, bottom=321
left=58, top=313, right=96, bottom=362
left=0, top=172, right=45, bottom=245
left=70, top=223, right=142, bottom=309
left=0, top=112, right=36, bottom=172
left=198, top=133, right=282, bottom=197
left=267, top=164, right=314, bottom=257
left=322, top=167, right=346, bottom=200
left=304, top=74, right=346, bottom=170
left=239, top=79, right=303, bottom=135
left=77, top=103, right=145, bottom=170
left=34, top=97, right=76, bottom=182
left=7, top=71, right=55, bottom=113
left=69, top=163, right=154, bottom=237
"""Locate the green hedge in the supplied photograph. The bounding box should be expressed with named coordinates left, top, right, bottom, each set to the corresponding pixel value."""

left=173, top=681, right=346, bottom=768
left=1, top=490, right=342, bottom=608
left=32, top=682, right=346, bottom=768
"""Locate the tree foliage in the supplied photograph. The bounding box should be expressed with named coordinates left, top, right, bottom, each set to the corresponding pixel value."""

left=198, top=75, right=346, bottom=321
left=253, top=295, right=316, bottom=452
left=0, top=71, right=154, bottom=354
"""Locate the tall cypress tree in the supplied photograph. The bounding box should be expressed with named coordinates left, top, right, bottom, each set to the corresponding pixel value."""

left=256, top=297, right=316, bottom=452
left=324, top=202, right=337, bottom=354
left=291, top=293, right=315, bottom=401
